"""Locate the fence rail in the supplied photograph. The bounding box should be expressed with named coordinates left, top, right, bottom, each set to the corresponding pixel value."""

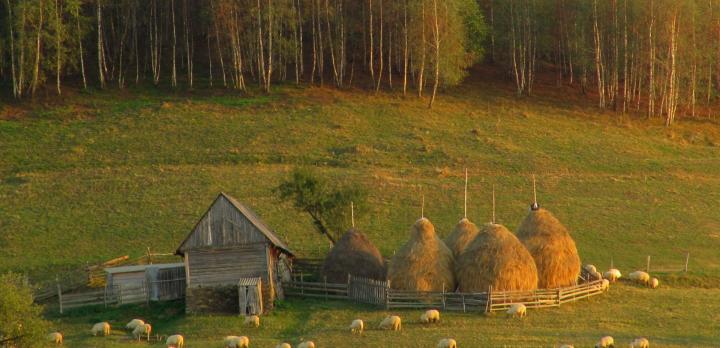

left=54, top=278, right=186, bottom=313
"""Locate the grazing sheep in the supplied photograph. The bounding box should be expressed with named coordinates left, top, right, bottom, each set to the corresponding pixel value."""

left=629, top=271, right=650, bottom=286
left=378, top=315, right=402, bottom=331
left=126, top=319, right=144, bottom=330
left=630, top=337, right=649, bottom=348
left=275, top=343, right=292, bottom=348
left=583, top=264, right=597, bottom=274
left=349, top=319, right=364, bottom=334
left=595, top=335, right=614, bottom=348
left=591, top=270, right=603, bottom=280
left=132, top=323, right=152, bottom=341
left=244, top=315, right=260, bottom=328
left=224, top=335, right=249, bottom=348
left=47, top=332, right=63, bottom=345
left=559, top=344, right=574, bottom=348
left=604, top=269, right=622, bottom=282
left=650, top=278, right=659, bottom=289
left=91, top=322, right=111, bottom=336
left=420, top=309, right=441, bottom=323
left=436, top=338, right=457, bottom=348
left=506, top=303, right=527, bottom=318
left=601, top=279, right=610, bottom=291
left=166, top=334, right=184, bottom=348
left=297, top=341, right=316, bottom=348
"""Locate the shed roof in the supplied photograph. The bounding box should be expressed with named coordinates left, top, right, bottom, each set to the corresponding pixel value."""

left=175, top=192, right=294, bottom=256
left=105, top=263, right=184, bottom=274
left=238, top=277, right=262, bottom=286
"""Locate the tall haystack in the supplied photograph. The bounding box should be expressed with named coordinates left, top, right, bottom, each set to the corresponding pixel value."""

left=456, top=223, right=538, bottom=292
left=322, top=229, right=386, bottom=283
left=517, top=208, right=581, bottom=288
left=444, top=218, right=480, bottom=258
left=388, top=218, right=456, bottom=291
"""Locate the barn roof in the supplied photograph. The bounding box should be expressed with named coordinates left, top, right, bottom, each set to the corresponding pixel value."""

left=175, top=192, right=294, bottom=256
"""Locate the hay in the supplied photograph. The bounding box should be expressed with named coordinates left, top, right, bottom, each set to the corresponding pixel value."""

left=388, top=218, right=456, bottom=291
left=517, top=208, right=581, bottom=288
left=322, top=229, right=386, bottom=283
left=456, top=223, right=538, bottom=292
left=443, top=218, right=480, bottom=258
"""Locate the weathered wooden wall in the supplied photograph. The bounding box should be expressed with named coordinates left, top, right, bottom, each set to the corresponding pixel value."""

left=187, top=246, right=268, bottom=287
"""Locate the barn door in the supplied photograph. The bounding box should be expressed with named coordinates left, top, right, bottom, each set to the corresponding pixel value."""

left=237, top=277, right=263, bottom=315
left=238, top=286, right=249, bottom=315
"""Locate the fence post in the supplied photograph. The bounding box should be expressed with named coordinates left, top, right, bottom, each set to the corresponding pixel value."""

left=300, top=272, right=304, bottom=296
left=685, top=252, right=690, bottom=272
left=385, top=280, right=390, bottom=310
left=56, top=276, right=63, bottom=314
left=556, top=288, right=561, bottom=305
left=145, top=281, right=150, bottom=307
left=104, top=284, right=108, bottom=308
left=347, top=275, right=352, bottom=300
left=485, top=286, right=492, bottom=313
left=646, top=255, right=651, bottom=273
left=441, top=283, right=446, bottom=310
left=323, top=276, right=328, bottom=301
left=461, top=294, right=466, bottom=313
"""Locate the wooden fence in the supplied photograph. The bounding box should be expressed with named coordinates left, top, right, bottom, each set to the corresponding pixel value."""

left=285, top=273, right=607, bottom=313
left=55, top=278, right=186, bottom=313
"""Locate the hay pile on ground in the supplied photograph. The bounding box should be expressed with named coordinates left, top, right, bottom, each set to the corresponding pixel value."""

left=322, top=229, right=386, bottom=283
left=444, top=218, right=480, bottom=258
left=456, top=223, right=538, bottom=292
left=388, top=218, right=456, bottom=291
left=517, top=208, right=581, bottom=288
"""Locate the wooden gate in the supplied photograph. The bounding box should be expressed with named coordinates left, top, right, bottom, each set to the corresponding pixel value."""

left=238, top=277, right=263, bottom=315
left=348, top=275, right=389, bottom=307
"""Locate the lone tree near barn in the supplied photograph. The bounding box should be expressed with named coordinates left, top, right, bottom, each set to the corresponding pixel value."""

left=176, top=193, right=293, bottom=314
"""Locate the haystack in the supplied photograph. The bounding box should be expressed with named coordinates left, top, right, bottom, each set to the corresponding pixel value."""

left=456, top=223, right=538, bottom=292
left=322, top=229, right=386, bottom=283
left=517, top=208, right=581, bottom=288
left=444, top=218, right=480, bottom=258
left=387, top=218, right=455, bottom=291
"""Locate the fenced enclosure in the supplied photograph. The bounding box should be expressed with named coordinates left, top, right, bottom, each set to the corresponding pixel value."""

left=55, top=277, right=186, bottom=313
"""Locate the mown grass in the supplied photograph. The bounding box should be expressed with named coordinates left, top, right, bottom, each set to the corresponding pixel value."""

left=2, top=75, right=720, bottom=345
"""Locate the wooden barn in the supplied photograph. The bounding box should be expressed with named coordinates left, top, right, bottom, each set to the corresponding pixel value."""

left=176, top=192, right=293, bottom=314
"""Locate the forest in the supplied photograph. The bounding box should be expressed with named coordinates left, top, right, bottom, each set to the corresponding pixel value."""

left=0, top=0, right=719, bottom=124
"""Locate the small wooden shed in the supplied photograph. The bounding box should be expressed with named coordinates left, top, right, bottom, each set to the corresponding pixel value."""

left=105, top=263, right=185, bottom=303
left=176, top=192, right=293, bottom=314
left=238, top=277, right=263, bottom=315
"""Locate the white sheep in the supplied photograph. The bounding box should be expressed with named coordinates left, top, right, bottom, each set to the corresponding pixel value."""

left=224, top=335, right=249, bottom=348
left=506, top=303, right=527, bottom=318
left=604, top=269, right=622, bottom=282
left=436, top=338, right=457, bottom=348
left=91, top=322, right=110, bottom=336
left=378, top=315, right=402, bottom=331
left=349, top=319, right=364, bottom=334
left=591, top=270, right=603, bottom=280
left=595, top=335, right=614, bottom=348
left=559, top=344, right=574, bottom=348
left=650, top=277, right=659, bottom=289
left=420, top=309, right=440, bottom=323
left=275, top=343, right=292, bottom=348
left=583, top=264, right=597, bottom=274
left=630, top=337, right=649, bottom=348
left=297, top=341, right=316, bottom=348
left=132, top=323, right=152, bottom=341
left=126, top=319, right=144, bottom=330
left=601, top=279, right=610, bottom=291
left=47, top=332, right=63, bottom=345
left=629, top=271, right=650, bottom=286
left=166, top=334, right=185, bottom=348
left=244, top=315, right=260, bottom=328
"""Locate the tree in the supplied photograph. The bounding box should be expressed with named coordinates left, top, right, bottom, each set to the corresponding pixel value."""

left=0, top=273, right=50, bottom=348
left=276, top=168, right=366, bottom=244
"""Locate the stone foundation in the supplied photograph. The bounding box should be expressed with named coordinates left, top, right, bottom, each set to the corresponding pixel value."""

left=185, top=285, right=239, bottom=314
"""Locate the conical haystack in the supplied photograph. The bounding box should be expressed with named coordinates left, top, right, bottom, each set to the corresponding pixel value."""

left=517, top=208, right=581, bottom=288
left=444, top=218, right=480, bottom=258
left=456, top=223, right=538, bottom=292
left=388, top=218, right=456, bottom=291
left=322, top=229, right=386, bottom=283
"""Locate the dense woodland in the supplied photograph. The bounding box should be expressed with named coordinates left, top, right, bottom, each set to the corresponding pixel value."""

left=0, top=0, right=719, bottom=124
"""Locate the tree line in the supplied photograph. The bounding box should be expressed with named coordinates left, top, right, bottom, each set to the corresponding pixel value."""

left=0, top=1, right=718, bottom=123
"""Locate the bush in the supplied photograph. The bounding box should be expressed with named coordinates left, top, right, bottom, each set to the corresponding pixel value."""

left=0, top=273, right=50, bottom=347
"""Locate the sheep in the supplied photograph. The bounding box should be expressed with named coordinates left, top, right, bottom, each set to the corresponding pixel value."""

left=630, top=337, right=649, bottom=348
left=650, top=277, right=659, bottom=289
left=126, top=319, right=144, bottom=330
left=349, top=319, right=364, bottom=334
left=604, top=269, right=622, bottom=282
left=629, top=271, right=651, bottom=286
left=559, top=344, right=574, bottom=348
left=91, top=322, right=111, bottom=336
left=591, top=270, right=603, bottom=280
left=166, top=334, right=185, bottom=348
left=595, top=335, right=614, bottom=348
left=244, top=315, right=260, bottom=328
left=47, top=332, right=63, bottom=345
left=420, top=309, right=441, bottom=323
left=601, top=279, right=610, bottom=291
left=224, top=335, right=249, bottom=348
left=378, top=315, right=402, bottom=331
left=132, top=323, right=152, bottom=341
left=275, top=343, right=292, bottom=348
left=436, top=338, right=457, bottom=348
left=297, top=341, right=316, bottom=348
left=506, top=303, right=527, bottom=318
left=583, top=264, right=597, bottom=274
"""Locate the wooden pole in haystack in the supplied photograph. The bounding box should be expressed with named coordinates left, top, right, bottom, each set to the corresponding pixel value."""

left=492, top=185, right=496, bottom=224
left=421, top=194, right=425, bottom=219
left=351, top=201, right=355, bottom=228
left=685, top=252, right=690, bottom=272
left=464, top=168, right=468, bottom=218
left=531, top=174, right=539, bottom=210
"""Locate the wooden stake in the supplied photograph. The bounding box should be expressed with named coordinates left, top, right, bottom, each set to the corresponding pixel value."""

left=464, top=168, right=468, bottom=218
left=610, top=257, right=614, bottom=269
left=532, top=174, right=538, bottom=207
left=492, top=185, right=496, bottom=224
left=421, top=194, right=425, bottom=219
left=56, top=276, right=63, bottom=314
left=351, top=201, right=355, bottom=228
left=646, top=255, right=651, bottom=273
left=685, top=252, right=690, bottom=272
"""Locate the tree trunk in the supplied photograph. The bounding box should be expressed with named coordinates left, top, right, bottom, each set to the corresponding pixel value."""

left=402, top=0, right=408, bottom=95
left=428, top=0, right=439, bottom=108
left=31, top=0, right=44, bottom=97
left=418, top=1, right=425, bottom=98
left=374, top=0, right=383, bottom=93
